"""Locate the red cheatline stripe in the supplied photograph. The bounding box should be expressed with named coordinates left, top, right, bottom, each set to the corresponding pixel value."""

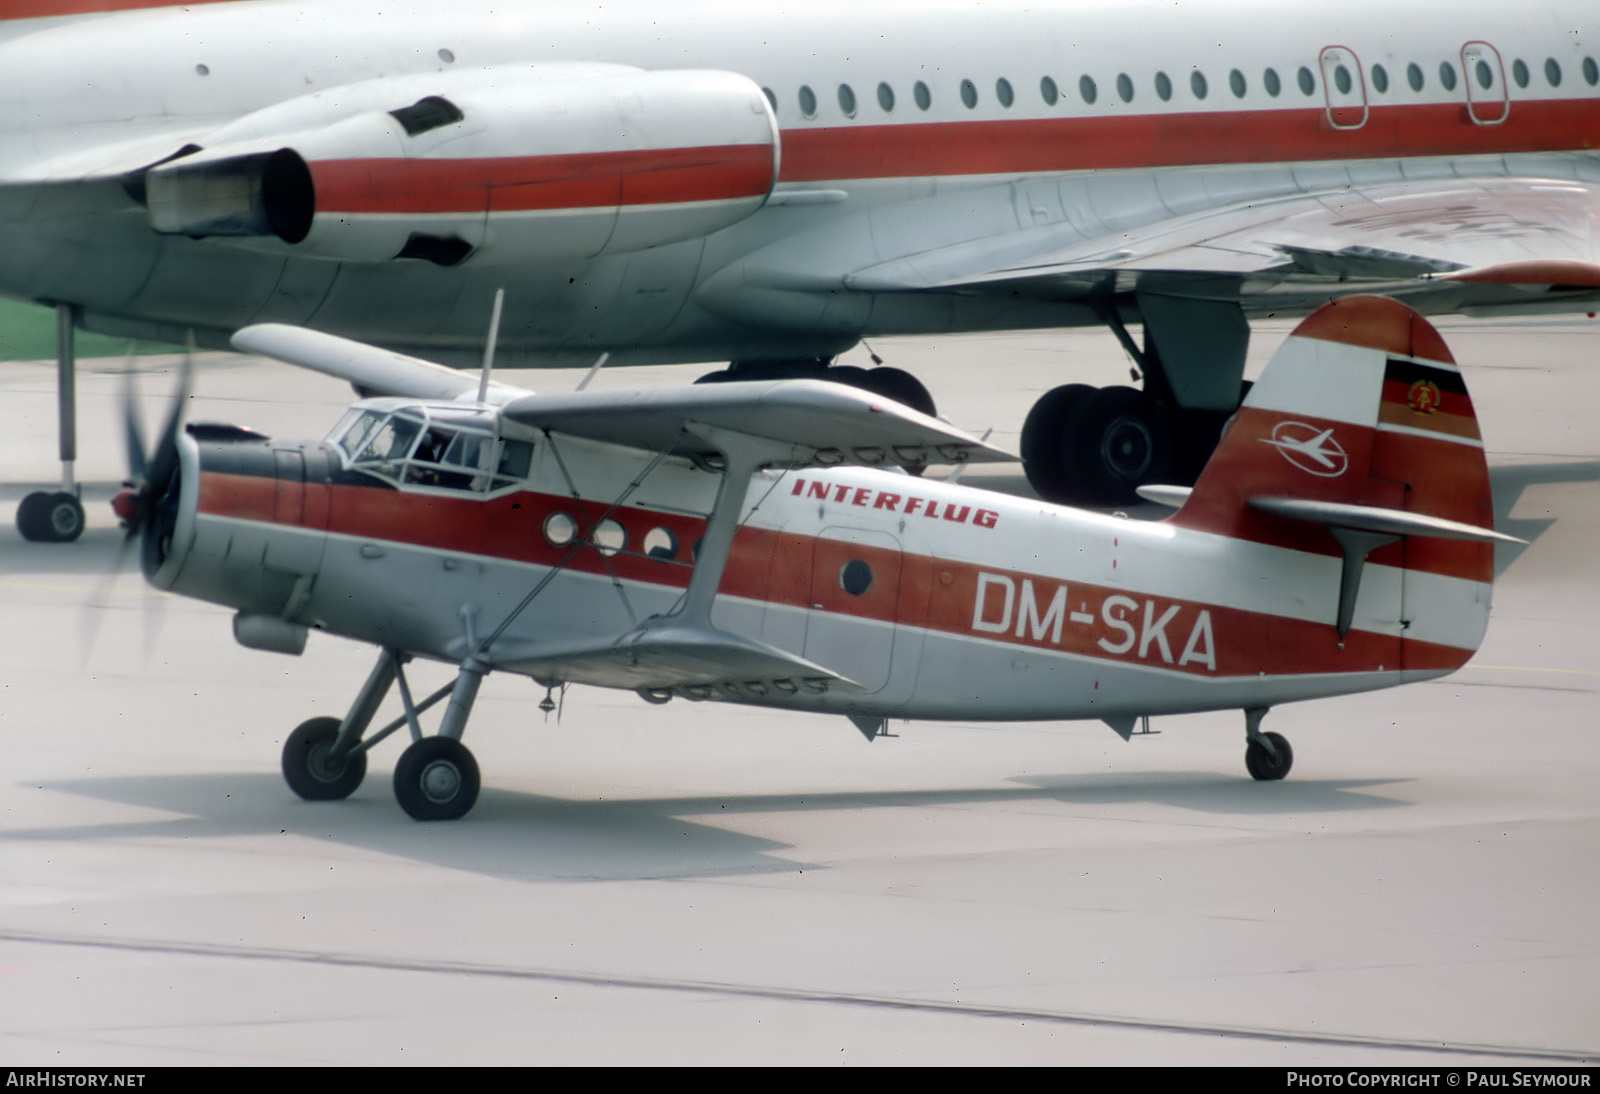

left=778, top=99, right=1600, bottom=182
left=196, top=471, right=1478, bottom=679
left=0, top=0, right=236, bottom=15
left=309, top=145, right=775, bottom=215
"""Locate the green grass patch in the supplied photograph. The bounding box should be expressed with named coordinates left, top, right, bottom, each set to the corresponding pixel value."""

left=0, top=299, right=180, bottom=361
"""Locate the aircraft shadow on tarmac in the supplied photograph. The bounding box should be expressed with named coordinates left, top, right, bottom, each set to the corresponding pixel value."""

left=1488, top=459, right=1600, bottom=576
left=17, top=768, right=1412, bottom=883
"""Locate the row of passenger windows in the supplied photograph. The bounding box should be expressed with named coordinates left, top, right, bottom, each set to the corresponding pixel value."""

left=766, top=54, right=1600, bottom=118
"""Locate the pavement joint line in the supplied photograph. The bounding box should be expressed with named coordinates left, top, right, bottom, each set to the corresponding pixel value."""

left=0, top=928, right=1593, bottom=1063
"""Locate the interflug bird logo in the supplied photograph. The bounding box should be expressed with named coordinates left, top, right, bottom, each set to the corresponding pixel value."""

left=1261, top=421, right=1349, bottom=477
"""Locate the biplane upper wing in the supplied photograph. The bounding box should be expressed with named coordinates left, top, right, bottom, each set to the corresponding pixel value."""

left=499, top=381, right=1014, bottom=467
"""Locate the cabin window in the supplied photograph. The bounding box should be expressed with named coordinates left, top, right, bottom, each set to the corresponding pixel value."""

left=1298, top=66, right=1316, bottom=95
left=1116, top=73, right=1134, bottom=102
left=1155, top=71, right=1173, bottom=100
left=1040, top=75, right=1059, bottom=104
left=1229, top=68, right=1246, bottom=97
left=839, top=559, right=873, bottom=596
left=798, top=85, right=817, bottom=118
left=1439, top=61, right=1458, bottom=91
left=1475, top=60, right=1494, bottom=89
left=1079, top=74, right=1097, bottom=103
left=1190, top=70, right=1208, bottom=99
left=838, top=83, right=857, bottom=117
left=1371, top=64, right=1389, bottom=93
left=914, top=80, right=932, bottom=110
left=996, top=77, right=1014, bottom=106
left=643, top=527, right=678, bottom=561
left=1586, top=57, right=1599, bottom=86
left=544, top=512, right=577, bottom=547
left=1407, top=62, right=1425, bottom=91
left=877, top=81, right=895, bottom=111
left=1512, top=59, right=1530, bottom=88
left=762, top=86, right=777, bottom=110
left=593, top=519, right=625, bottom=557
left=960, top=79, right=978, bottom=108
left=1262, top=67, right=1280, bottom=97
left=1333, top=64, right=1353, bottom=95
left=1545, top=58, right=1563, bottom=86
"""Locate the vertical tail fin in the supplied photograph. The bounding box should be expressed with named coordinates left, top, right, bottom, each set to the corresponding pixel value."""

left=1172, top=295, right=1511, bottom=666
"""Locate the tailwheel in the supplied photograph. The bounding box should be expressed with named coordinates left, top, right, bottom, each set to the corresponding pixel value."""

left=1245, top=730, right=1294, bottom=781
left=394, top=736, right=481, bottom=821
left=282, top=716, right=367, bottom=801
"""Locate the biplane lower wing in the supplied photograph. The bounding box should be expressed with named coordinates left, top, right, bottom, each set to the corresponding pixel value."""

left=492, top=622, right=860, bottom=697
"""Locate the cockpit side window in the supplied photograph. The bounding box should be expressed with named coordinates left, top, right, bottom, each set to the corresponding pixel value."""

left=356, top=413, right=424, bottom=467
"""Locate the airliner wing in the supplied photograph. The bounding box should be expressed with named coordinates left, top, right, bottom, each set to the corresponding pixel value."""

left=845, top=176, right=1600, bottom=312
left=232, top=323, right=530, bottom=404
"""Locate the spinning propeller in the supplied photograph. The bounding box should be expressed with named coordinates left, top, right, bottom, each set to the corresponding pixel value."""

left=82, top=352, right=192, bottom=659
left=110, top=354, right=192, bottom=572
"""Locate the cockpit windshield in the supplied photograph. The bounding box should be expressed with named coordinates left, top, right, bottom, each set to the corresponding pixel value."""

left=328, top=405, right=534, bottom=493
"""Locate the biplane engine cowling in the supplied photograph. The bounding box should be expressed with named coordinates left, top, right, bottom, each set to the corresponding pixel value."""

left=143, top=67, right=780, bottom=266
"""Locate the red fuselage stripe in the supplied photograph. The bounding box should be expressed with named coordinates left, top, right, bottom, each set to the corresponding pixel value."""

left=309, top=144, right=775, bottom=215
left=195, top=470, right=1476, bottom=678
left=777, top=99, right=1600, bottom=182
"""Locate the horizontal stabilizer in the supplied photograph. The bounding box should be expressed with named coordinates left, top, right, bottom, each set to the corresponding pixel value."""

left=1249, top=497, right=1524, bottom=544
left=500, top=380, right=1014, bottom=468
left=232, top=324, right=527, bottom=405
left=1135, top=484, right=1193, bottom=508
left=493, top=621, right=860, bottom=699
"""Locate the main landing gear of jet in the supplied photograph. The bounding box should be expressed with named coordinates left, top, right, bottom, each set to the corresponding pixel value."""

left=17, top=305, right=87, bottom=543
left=280, top=647, right=487, bottom=821
left=1021, top=296, right=1252, bottom=508
left=1243, top=707, right=1293, bottom=781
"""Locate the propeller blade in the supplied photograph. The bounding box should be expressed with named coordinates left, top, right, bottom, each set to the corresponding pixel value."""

left=120, top=354, right=148, bottom=484
left=144, top=351, right=193, bottom=499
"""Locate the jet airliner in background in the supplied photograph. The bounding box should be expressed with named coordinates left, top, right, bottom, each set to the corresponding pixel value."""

left=2, top=0, right=1597, bottom=539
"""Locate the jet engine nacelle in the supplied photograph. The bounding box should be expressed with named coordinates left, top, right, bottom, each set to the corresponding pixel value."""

left=143, top=66, right=780, bottom=266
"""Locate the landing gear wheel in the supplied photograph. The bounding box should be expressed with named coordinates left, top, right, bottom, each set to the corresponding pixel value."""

left=16, top=492, right=52, bottom=541
left=17, top=491, right=85, bottom=543
left=282, top=716, right=367, bottom=801
left=1021, top=383, right=1095, bottom=503
left=1063, top=386, right=1171, bottom=507
left=1245, top=731, right=1294, bottom=781
left=393, top=736, right=481, bottom=821
left=45, top=492, right=85, bottom=542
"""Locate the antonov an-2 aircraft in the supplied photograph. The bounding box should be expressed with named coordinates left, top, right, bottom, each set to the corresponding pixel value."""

left=3, top=0, right=1598, bottom=539
left=113, top=295, right=1515, bottom=820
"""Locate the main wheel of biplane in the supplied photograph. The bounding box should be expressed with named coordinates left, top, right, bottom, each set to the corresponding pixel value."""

left=393, top=736, right=481, bottom=821
left=1245, top=731, right=1294, bottom=781
left=282, top=716, right=367, bottom=801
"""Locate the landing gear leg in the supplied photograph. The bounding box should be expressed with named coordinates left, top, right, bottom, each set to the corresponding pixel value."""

left=279, top=647, right=479, bottom=819
left=393, top=662, right=485, bottom=821
left=1243, top=707, right=1293, bottom=781
left=17, top=305, right=85, bottom=542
